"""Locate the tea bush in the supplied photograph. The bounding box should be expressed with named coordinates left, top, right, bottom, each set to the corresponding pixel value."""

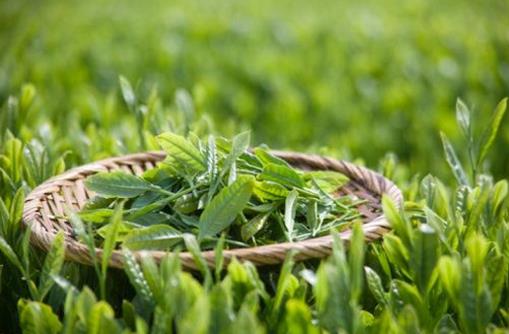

left=1, top=0, right=509, bottom=332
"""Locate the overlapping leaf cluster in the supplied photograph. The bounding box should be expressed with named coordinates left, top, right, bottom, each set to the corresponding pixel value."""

left=81, top=132, right=358, bottom=250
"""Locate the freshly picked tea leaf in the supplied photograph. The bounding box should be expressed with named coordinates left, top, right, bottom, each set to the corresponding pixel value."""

left=199, top=175, right=255, bottom=240
left=85, top=171, right=154, bottom=198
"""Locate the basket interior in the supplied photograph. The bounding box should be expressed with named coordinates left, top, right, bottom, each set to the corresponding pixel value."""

left=31, top=154, right=382, bottom=241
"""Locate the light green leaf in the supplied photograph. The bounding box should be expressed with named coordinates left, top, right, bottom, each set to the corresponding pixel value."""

left=382, top=196, right=412, bottom=248
left=364, top=267, right=388, bottom=306
left=183, top=233, right=212, bottom=285
left=0, top=235, right=23, bottom=272
left=119, top=76, right=136, bottom=111
left=259, top=163, right=305, bottom=189
left=223, top=131, right=250, bottom=173
left=199, top=175, right=254, bottom=239
left=284, top=190, right=299, bottom=241
left=253, top=148, right=291, bottom=167
left=440, top=132, right=469, bottom=186
left=349, top=223, right=364, bottom=300
left=437, top=256, right=461, bottom=304
left=214, top=234, right=225, bottom=281
left=122, top=249, right=153, bottom=305
left=79, top=208, right=114, bottom=223
left=175, top=89, right=195, bottom=133
left=253, top=180, right=289, bottom=201
left=305, top=170, right=349, bottom=193
left=157, top=132, right=205, bottom=173
left=284, top=299, right=319, bottom=334
left=456, top=98, right=471, bottom=138
left=38, top=231, right=65, bottom=300
left=87, top=301, right=121, bottom=334
left=9, top=187, right=25, bottom=224
left=18, top=300, right=63, bottom=334
left=85, top=171, right=153, bottom=198
left=123, top=225, right=182, bottom=250
left=477, top=98, right=507, bottom=167
left=241, top=213, right=270, bottom=241
left=101, top=204, right=123, bottom=274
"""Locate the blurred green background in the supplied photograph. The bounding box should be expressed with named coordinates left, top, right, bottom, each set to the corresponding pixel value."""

left=1, top=0, right=509, bottom=179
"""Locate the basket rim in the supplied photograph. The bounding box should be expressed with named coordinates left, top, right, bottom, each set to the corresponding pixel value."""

left=22, top=150, right=403, bottom=270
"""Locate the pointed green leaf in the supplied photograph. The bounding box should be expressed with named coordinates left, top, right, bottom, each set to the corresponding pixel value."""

left=284, top=190, right=299, bottom=241
left=440, top=132, right=469, bottom=186
left=456, top=98, right=471, bottom=138
left=305, top=170, right=349, bottom=193
left=0, top=235, right=23, bottom=272
left=119, top=76, right=136, bottom=112
left=122, top=250, right=153, bottom=305
left=241, top=213, right=270, bottom=241
left=101, top=204, right=123, bottom=273
left=253, top=147, right=291, bottom=167
left=157, top=132, right=205, bottom=173
left=364, top=267, right=388, bottom=306
left=85, top=171, right=153, bottom=198
left=259, top=163, right=305, bottom=188
left=253, top=180, right=289, bottom=201
left=477, top=98, right=507, bottom=167
left=199, top=175, right=254, bottom=239
left=123, top=225, right=182, bottom=250
left=38, top=231, right=65, bottom=300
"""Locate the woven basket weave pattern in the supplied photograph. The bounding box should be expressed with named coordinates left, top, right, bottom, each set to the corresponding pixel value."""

left=22, top=151, right=402, bottom=270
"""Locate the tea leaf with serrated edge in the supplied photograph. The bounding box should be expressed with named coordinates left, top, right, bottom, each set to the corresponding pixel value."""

left=199, top=175, right=254, bottom=239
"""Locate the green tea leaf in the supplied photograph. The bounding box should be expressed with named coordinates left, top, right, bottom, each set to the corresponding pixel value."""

left=199, top=175, right=254, bottom=239
left=183, top=233, right=212, bottom=285
left=284, top=190, right=299, bottom=241
left=101, top=204, right=123, bottom=274
left=259, top=163, right=305, bottom=189
left=241, top=213, right=270, bottom=241
left=0, top=235, right=23, bottom=272
left=123, top=225, right=182, bottom=250
left=349, top=223, right=364, bottom=300
left=122, top=250, right=153, bottom=305
left=9, top=187, right=24, bottom=224
left=364, top=267, right=388, bottom=306
left=253, top=147, right=291, bottom=167
left=456, top=98, right=471, bottom=138
left=85, top=171, right=153, bottom=198
left=119, top=76, right=137, bottom=112
left=175, top=89, right=195, bottom=133
left=477, top=98, right=507, bottom=168
left=18, top=300, right=62, bottom=334
left=305, top=170, right=349, bottom=193
left=440, top=132, right=469, bottom=186
left=223, top=131, right=250, bottom=173
left=157, top=132, right=205, bottom=173
left=38, top=231, right=65, bottom=300
left=79, top=208, right=114, bottom=223
left=411, top=224, right=439, bottom=294
left=253, top=180, right=289, bottom=201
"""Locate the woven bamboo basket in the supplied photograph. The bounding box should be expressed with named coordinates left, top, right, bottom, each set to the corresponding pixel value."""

left=22, top=151, right=402, bottom=271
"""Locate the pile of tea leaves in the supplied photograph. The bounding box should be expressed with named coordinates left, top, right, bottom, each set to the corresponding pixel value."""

left=78, top=132, right=362, bottom=250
